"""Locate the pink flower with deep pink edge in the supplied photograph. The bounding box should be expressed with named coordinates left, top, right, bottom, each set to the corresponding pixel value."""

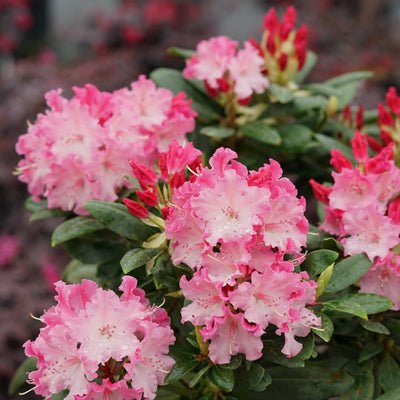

left=16, top=76, right=196, bottom=215
left=24, top=276, right=175, bottom=400
left=164, top=145, right=318, bottom=362
left=358, top=252, right=400, bottom=310
left=341, top=206, right=400, bottom=260
left=227, top=41, right=269, bottom=100
left=183, top=36, right=238, bottom=90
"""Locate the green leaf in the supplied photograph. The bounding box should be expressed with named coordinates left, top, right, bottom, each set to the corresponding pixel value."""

left=84, top=201, right=157, bottom=242
left=262, top=339, right=305, bottom=368
left=340, top=368, right=374, bottom=400
left=120, top=247, right=163, bottom=274
left=276, top=123, right=313, bottom=152
left=268, top=83, right=294, bottom=103
left=51, top=216, right=105, bottom=246
left=323, top=299, right=368, bottom=320
left=8, top=357, right=36, bottom=395
left=312, top=312, right=334, bottom=342
left=239, top=121, right=281, bottom=145
left=360, top=320, right=390, bottom=335
left=150, top=68, right=223, bottom=120
left=306, top=225, right=330, bottom=251
left=167, top=46, right=195, bottom=58
left=323, top=254, right=372, bottom=295
left=325, top=71, right=374, bottom=87
left=188, top=365, right=211, bottom=388
left=200, top=126, right=235, bottom=139
left=302, top=249, right=339, bottom=277
left=264, top=359, right=354, bottom=400
left=295, top=51, right=318, bottom=83
left=209, top=365, right=235, bottom=392
left=63, top=238, right=124, bottom=264
left=375, top=387, right=400, bottom=400
left=152, top=253, right=190, bottom=290
left=315, top=133, right=355, bottom=163
left=316, top=263, right=334, bottom=299
left=24, top=196, right=47, bottom=212
left=241, top=363, right=270, bottom=391
left=302, top=83, right=341, bottom=97
left=165, top=346, right=199, bottom=383
left=52, top=390, right=69, bottom=400
left=29, top=208, right=70, bottom=222
left=359, top=342, right=384, bottom=363
left=343, top=293, right=393, bottom=315
left=292, top=95, right=328, bottom=113
left=379, top=354, right=400, bottom=392
left=61, top=259, right=98, bottom=283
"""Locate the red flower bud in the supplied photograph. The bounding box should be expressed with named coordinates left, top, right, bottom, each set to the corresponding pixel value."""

left=330, top=149, right=352, bottom=172
left=263, top=8, right=279, bottom=33
left=278, top=53, right=288, bottom=71
left=351, top=130, right=368, bottom=163
left=123, top=198, right=149, bottom=219
left=129, top=160, right=158, bottom=189
left=309, top=179, right=332, bottom=205
left=386, top=87, right=400, bottom=116
left=137, top=187, right=159, bottom=207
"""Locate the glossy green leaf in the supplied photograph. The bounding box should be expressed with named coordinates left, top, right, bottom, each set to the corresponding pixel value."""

left=167, top=46, right=195, bottom=58
left=51, top=216, right=105, bottom=246
left=200, top=126, right=235, bottom=139
left=24, top=196, right=47, bottom=213
left=120, top=247, right=163, bottom=274
left=316, top=263, right=334, bottom=299
left=209, top=365, right=235, bottom=392
left=325, top=71, right=373, bottom=87
left=84, top=201, right=157, bottom=242
left=8, top=357, right=36, bottom=395
left=292, top=95, right=328, bottom=113
left=165, top=346, right=199, bottom=383
left=276, top=123, right=314, bottom=152
left=52, top=390, right=69, bottom=400
left=359, top=342, right=384, bottom=363
left=239, top=121, right=281, bottom=145
left=340, top=368, right=374, bottom=400
left=342, top=293, right=393, bottom=315
left=188, top=365, right=211, bottom=388
left=379, top=354, right=400, bottom=392
left=264, top=359, right=354, bottom=399
left=323, top=254, right=372, bottom=295
left=29, top=208, right=69, bottom=222
left=301, top=83, right=341, bottom=97
left=360, top=320, right=390, bottom=335
left=302, top=249, right=339, bottom=277
left=312, top=312, right=334, bottom=342
left=323, top=299, right=368, bottom=320
left=268, top=83, right=294, bottom=103
left=375, top=387, right=400, bottom=400
left=61, top=259, right=98, bottom=283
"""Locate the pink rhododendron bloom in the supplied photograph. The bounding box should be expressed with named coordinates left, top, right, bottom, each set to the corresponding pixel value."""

left=15, top=76, right=196, bottom=215
left=358, top=252, right=400, bottom=310
left=183, top=36, right=238, bottom=89
left=24, top=276, right=175, bottom=400
left=0, top=233, right=20, bottom=267
left=228, top=41, right=270, bottom=100
left=165, top=146, right=319, bottom=362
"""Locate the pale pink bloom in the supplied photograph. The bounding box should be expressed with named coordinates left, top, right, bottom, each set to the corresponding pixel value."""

left=319, top=207, right=343, bottom=236
left=180, top=270, right=226, bottom=327
left=228, top=41, right=269, bottom=100
left=328, top=168, right=379, bottom=212
left=341, top=206, right=400, bottom=260
left=200, top=306, right=263, bottom=364
left=358, top=253, right=400, bottom=310
left=183, top=36, right=238, bottom=89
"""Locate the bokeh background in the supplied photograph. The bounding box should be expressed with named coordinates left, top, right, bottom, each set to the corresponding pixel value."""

left=1, top=0, right=399, bottom=398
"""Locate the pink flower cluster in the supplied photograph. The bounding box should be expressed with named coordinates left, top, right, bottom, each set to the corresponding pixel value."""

left=15, top=75, right=196, bottom=215
left=165, top=147, right=320, bottom=363
left=24, top=276, right=175, bottom=400
left=183, top=36, right=269, bottom=104
left=311, top=131, right=400, bottom=309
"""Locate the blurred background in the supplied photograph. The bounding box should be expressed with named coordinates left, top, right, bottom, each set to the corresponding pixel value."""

left=1, top=0, right=399, bottom=398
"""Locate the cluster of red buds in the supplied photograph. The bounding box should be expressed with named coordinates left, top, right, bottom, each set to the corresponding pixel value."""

left=249, top=6, right=308, bottom=86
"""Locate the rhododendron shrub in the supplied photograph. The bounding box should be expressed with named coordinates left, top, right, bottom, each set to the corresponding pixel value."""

left=24, top=276, right=175, bottom=400
left=13, top=5, right=400, bottom=400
